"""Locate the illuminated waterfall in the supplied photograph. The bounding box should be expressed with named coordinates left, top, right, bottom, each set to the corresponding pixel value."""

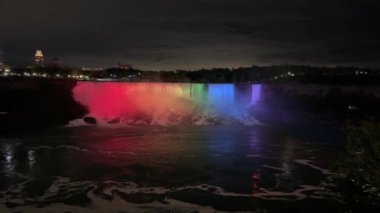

left=208, top=84, right=235, bottom=114
left=73, top=82, right=262, bottom=125
left=251, top=84, right=262, bottom=105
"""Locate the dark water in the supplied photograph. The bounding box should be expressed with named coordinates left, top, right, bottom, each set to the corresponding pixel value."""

left=0, top=124, right=348, bottom=212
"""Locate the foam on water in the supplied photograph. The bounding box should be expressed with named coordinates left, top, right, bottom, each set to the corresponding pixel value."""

left=0, top=175, right=328, bottom=212
left=0, top=142, right=344, bottom=211
left=294, top=159, right=337, bottom=176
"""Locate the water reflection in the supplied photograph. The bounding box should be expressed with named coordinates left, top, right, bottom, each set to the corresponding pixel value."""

left=0, top=121, right=343, bottom=212
left=27, top=150, right=36, bottom=169
left=1, top=143, right=15, bottom=173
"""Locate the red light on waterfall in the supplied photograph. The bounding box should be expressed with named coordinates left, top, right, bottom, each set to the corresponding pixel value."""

left=73, top=82, right=196, bottom=122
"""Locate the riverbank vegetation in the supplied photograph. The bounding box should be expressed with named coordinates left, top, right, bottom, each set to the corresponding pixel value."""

left=335, top=120, right=380, bottom=209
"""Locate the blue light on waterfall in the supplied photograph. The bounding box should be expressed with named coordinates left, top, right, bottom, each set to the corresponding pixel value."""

left=208, top=84, right=236, bottom=114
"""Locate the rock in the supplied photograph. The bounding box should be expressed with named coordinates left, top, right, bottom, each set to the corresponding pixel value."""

left=84, top=116, right=97, bottom=124
left=0, top=78, right=88, bottom=134
left=108, top=118, right=120, bottom=124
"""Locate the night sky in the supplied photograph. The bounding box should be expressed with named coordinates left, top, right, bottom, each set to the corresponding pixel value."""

left=0, top=0, right=379, bottom=70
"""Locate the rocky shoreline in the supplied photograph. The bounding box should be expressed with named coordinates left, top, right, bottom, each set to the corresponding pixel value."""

left=0, top=77, right=88, bottom=134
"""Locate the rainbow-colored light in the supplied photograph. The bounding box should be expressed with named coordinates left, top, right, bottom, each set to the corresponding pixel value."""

left=73, top=82, right=262, bottom=125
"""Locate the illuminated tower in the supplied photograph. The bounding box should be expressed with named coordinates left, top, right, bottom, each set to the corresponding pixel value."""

left=35, top=50, right=44, bottom=66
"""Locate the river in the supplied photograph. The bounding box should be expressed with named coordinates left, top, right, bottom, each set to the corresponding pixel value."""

left=0, top=82, right=350, bottom=212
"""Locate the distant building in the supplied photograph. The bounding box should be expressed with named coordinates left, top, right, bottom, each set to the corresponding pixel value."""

left=82, top=67, right=104, bottom=71
left=0, top=49, right=4, bottom=65
left=50, top=57, right=63, bottom=68
left=0, top=49, right=11, bottom=72
left=118, top=63, right=133, bottom=70
left=35, top=50, right=44, bottom=66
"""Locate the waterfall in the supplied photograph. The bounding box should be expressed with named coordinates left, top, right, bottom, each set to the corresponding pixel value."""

left=72, top=82, right=262, bottom=126
left=251, top=84, right=262, bottom=105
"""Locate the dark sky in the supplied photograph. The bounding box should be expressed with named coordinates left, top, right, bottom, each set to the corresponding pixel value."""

left=0, top=0, right=379, bottom=70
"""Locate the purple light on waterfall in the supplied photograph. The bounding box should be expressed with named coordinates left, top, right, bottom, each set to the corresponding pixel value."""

left=251, top=84, right=262, bottom=105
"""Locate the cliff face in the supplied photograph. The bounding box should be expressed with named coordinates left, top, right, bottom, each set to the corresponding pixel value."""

left=0, top=78, right=88, bottom=134
left=255, top=84, right=380, bottom=124
left=262, top=84, right=380, bottom=98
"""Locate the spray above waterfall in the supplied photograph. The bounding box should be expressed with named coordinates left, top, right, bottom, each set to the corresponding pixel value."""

left=72, top=82, right=263, bottom=126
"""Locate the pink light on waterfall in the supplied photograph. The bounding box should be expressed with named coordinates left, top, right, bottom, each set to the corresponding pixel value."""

left=73, top=82, right=200, bottom=121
